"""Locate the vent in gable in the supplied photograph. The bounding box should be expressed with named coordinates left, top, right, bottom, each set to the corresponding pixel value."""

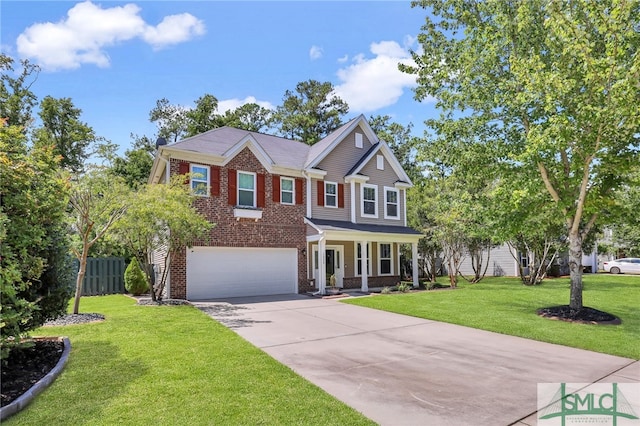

left=355, top=133, right=363, bottom=148
left=377, top=155, right=384, bottom=170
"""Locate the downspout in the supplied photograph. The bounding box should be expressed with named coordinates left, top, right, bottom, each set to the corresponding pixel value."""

left=303, top=170, right=312, bottom=218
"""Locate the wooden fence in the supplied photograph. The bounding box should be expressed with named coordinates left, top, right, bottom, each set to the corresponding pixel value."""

left=75, top=257, right=126, bottom=296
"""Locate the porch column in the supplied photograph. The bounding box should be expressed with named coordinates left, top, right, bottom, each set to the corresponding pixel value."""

left=411, top=242, right=419, bottom=289
left=360, top=240, right=368, bottom=292
left=318, top=237, right=326, bottom=294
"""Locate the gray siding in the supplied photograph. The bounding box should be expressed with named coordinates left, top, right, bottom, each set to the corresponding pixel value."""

left=458, top=244, right=518, bottom=277
left=311, top=126, right=372, bottom=221
left=355, top=151, right=405, bottom=226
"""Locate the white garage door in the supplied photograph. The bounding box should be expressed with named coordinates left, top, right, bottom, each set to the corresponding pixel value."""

left=186, top=247, right=297, bottom=299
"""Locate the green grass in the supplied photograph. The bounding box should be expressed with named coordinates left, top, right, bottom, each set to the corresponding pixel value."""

left=8, top=295, right=374, bottom=426
left=343, top=274, right=640, bottom=359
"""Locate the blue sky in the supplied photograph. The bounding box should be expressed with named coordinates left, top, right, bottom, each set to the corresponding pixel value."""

left=1, top=1, right=438, bottom=153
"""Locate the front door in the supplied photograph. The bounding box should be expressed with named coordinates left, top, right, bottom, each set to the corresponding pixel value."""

left=313, top=245, right=344, bottom=287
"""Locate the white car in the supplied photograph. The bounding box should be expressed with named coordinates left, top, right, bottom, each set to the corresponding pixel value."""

left=603, top=258, right=640, bottom=274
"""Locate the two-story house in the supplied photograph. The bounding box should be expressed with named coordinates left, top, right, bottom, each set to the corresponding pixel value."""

left=148, top=115, right=422, bottom=299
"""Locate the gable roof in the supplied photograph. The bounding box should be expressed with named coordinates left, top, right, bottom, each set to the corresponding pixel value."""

left=345, top=139, right=413, bottom=185
left=304, top=115, right=378, bottom=169
left=162, top=126, right=310, bottom=171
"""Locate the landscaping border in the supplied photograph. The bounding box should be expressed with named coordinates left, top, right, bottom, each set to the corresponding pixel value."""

left=0, top=337, right=71, bottom=421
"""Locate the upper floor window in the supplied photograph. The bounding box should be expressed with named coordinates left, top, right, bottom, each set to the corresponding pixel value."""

left=325, top=181, right=338, bottom=208
left=191, top=164, right=209, bottom=196
left=238, top=171, right=256, bottom=207
left=379, top=243, right=393, bottom=275
left=384, top=187, right=399, bottom=219
left=361, top=184, right=378, bottom=218
left=281, top=177, right=294, bottom=205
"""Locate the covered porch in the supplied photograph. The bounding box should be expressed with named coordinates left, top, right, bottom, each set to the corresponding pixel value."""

left=305, top=218, right=422, bottom=295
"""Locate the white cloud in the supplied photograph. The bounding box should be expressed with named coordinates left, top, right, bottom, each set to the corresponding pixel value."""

left=16, top=1, right=205, bottom=71
left=334, top=39, right=423, bottom=113
left=309, top=45, right=323, bottom=60
left=337, top=54, right=349, bottom=63
left=217, top=96, right=275, bottom=114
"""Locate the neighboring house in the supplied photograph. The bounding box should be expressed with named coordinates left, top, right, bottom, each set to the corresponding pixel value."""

left=148, top=115, right=422, bottom=300
left=457, top=244, right=597, bottom=278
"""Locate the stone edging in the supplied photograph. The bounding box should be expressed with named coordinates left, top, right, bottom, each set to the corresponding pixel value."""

left=0, top=337, right=71, bottom=421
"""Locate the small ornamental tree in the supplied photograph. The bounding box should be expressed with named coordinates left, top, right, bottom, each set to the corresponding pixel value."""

left=69, top=168, right=129, bottom=314
left=113, top=176, right=213, bottom=302
left=124, top=258, right=148, bottom=296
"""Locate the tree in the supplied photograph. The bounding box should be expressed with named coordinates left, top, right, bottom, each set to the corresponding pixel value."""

left=0, top=120, right=71, bottom=360
left=149, top=98, right=188, bottom=143
left=369, top=115, right=421, bottom=181
left=219, top=103, right=274, bottom=133
left=113, top=177, right=212, bottom=302
left=185, top=94, right=222, bottom=137
left=111, top=134, right=155, bottom=188
left=275, top=80, right=349, bottom=144
left=0, top=55, right=39, bottom=130
left=611, top=167, right=640, bottom=257
left=69, top=168, right=129, bottom=314
left=33, top=96, right=99, bottom=173
left=404, top=0, right=640, bottom=310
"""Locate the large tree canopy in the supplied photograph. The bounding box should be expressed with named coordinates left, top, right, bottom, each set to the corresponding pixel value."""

left=275, top=79, right=349, bottom=144
left=404, top=0, right=640, bottom=309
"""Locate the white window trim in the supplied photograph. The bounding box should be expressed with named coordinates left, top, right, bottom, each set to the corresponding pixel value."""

left=190, top=163, right=210, bottom=197
left=361, top=184, right=378, bottom=218
left=280, top=177, right=295, bottom=205
left=384, top=186, right=400, bottom=220
left=324, top=181, right=338, bottom=208
left=237, top=171, right=256, bottom=208
left=376, top=155, right=384, bottom=170
left=378, top=242, right=394, bottom=276
left=355, top=132, right=363, bottom=148
left=354, top=242, right=372, bottom=277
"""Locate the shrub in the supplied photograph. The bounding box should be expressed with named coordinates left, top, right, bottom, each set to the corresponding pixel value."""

left=396, top=282, right=412, bottom=293
left=124, top=258, right=148, bottom=295
left=381, top=286, right=392, bottom=294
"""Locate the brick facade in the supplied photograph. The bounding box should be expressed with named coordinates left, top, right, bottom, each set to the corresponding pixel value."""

left=168, top=148, right=309, bottom=299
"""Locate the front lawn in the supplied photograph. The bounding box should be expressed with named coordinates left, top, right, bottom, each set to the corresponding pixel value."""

left=7, top=295, right=373, bottom=425
left=343, top=274, right=640, bottom=359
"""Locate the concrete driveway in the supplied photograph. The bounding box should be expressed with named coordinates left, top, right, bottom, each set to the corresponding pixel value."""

left=193, top=295, right=639, bottom=426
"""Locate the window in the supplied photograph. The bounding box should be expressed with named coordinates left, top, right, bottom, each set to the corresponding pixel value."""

left=238, top=171, right=256, bottom=207
left=191, top=164, right=209, bottom=196
left=356, top=243, right=371, bottom=276
left=361, top=184, right=378, bottom=217
left=281, top=177, right=294, bottom=205
left=377, top=155, right=384, bottom=170
left=379, top=243, right=393, bottom=275
left=355, top=132, right=363, bottom=148
left=384, top=187, right=399, bottom=219
left=325, top=182, right=337, bottom=208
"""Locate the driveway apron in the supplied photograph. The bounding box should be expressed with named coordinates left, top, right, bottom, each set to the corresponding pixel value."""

left=193, top=295, right=639, bottom=426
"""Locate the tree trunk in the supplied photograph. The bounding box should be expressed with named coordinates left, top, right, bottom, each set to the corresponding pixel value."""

left=568, top=230, right=584, bottom=310
left=73, top=244, right=90, bottom=314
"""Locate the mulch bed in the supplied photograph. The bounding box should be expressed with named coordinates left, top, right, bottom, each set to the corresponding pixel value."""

left=1, top=340, right=64, bottom=407
left=536, top=305, right=621, bottom=325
